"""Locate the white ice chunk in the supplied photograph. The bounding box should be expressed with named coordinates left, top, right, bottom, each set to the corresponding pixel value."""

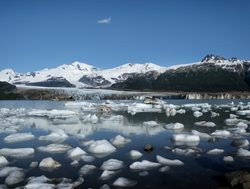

left=100, top=170, right=116, bottom=180
left=37, top=144, right=71, bottom=154
left=0, top=156, right=8, bottom=168
left=171, top=134, right=200, bottom=146
left=113, top=177, right=137, bottom=187
left=4, top=132, right=35, bottom=143
left=87, top=139, right=116, bottom=155
left=110, top=135, right=131, bottom=147
left=39, top=130, right=68, bottom=143
left=194, top=121, right=216, bottom=127
left=236, top=122, right=248, bottom=129
left=223, top=156, right=234, bottom=163
left=237, top=110, right=250, bottom=116
left=0, top=167, right=23, bottom=177
left=28, top=109, right=76, bottom=119
left=191, top=130, right=211, bottom=139
left=143, top=121, right=160, bottom=126
left=5, top=170, right=25, bottom=186
left=193, top=111, right=203, bottom=118
left=211, top=130, right=231, bottom=138
left=24, top=183, right=55, bottom=189
left=207, top=148, right=224, bottom=155
left=100, top=159, right=124, bottom=171
left=237, top=148, right=250, bottom=157
left=171, top=148, right=197, bottom=156
left=39, top=157, right=61, bottom=170
left=81, top=155, right=95, bottom=162
left=129, top=160, right=160, bottom=170
left=165, top=123, right=184, bottom=130
left=156, top=155, right=184, bottom=166
left=0, top=148, right=34, bottom=158
left=79, top=164, right=96, bottom=175
left=231, top=139, right=249, bottom=148
left=67, top=147, right=87, bottom=160
left=129, top=150, right=143, bottom=160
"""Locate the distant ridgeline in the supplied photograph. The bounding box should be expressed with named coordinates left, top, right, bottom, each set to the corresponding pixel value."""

left=0, top=81, right=23, bottom=100
left=111, top=55, right=250, bottom=92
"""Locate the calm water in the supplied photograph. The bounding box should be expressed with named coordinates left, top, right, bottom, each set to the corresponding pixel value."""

left=0, top=99, right=250, bottom=188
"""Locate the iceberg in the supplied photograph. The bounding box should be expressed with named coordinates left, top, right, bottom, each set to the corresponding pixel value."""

left=87, top=139, right=116, bottom=156
left=164, top=123, right=184, bottom=130
left=4, top=132, right=35, bottom=143
left=37, top=144, right=72, bottom=154
left=110, top=135, right=131, bottom=147
left=129, top=150, right=143, bottom=160
left=129, top=160, right=160, bottom=170
left=207, top=148, right=224, bottom=155
left=171, top=134, right=200, bottom=146
left=0, top=148, right=34, bottom=158
left=0, top=156, right=8, bottom=168
left=39, top=157, right=61, bottom=170
left=156, top=155, right=184, bottom=166
left=100, top=159, right=124, bottom=171
left=113, top=177, right=137, bottom=187
left=5, top=170, right=25, bottom=186
left=79, top=164, right=96, bottom=175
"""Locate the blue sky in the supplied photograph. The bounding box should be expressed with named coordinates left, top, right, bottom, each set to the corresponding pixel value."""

left=0, top=0, right=250, bottom=72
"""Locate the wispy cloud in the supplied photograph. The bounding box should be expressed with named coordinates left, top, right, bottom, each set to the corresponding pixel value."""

left=97, top=17, right=111, bottom=24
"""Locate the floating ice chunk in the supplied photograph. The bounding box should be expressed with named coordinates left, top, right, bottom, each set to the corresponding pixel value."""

left=81, top=155, right=95, bottom=162
left=223, top=156, right=234, bottom=163
left=143, top=121, right=160, bottom=126
left=171, top=134, right=200, bottom=146
left=39, top=157, right=61, bottom=170
left=37, top=144, right=71, bottom=154
left=211, top=130, right=231, bottom=138
left=81, top=114, right=98, bottom=124
left=237, top=110, right=250, bottom=116
left=128, top=103, right=161, bottom=114
left=100, top=159, right=124, bottom=171
left=236, top=122, right=248, bottom=129
left=5, top=170, right=25, bottom=186
left=67, top=147, right=87, bottom=160
left=194, top=121, right=216, bottom=127
left=24, top=183, right=55, bottom=189
left=237, top=148, right=250, bottom=157
left=110, top=135, right=131, bottom=147
left=27, top=175, right=50, bottom=184
left=193, top=111, right=203, bottom=118
left=129, top=150, right=143, bottom=160
left=176, top=109, right=186, bottom=114
left=129, top=160, right=160, bottom=170
left=171, top=148, right=197, bottom=156
left=207, top=149, right=224, bottom=155
left=87, top=139, right=116, bottom=156
left=79, top=164, right=96, bottom=175
left=70, top=160, right=79, bottom=167
left=0, top=148, right=34, bottom=158
left=156, top=155, right=184, bottom=166
left=159, top=166, right=170, bottom=172
left=100, top=170, right=116, bottom=180
left=29, top=161, right=38, bottom=168
left=224, top=118, right=242, bottom=126
left=139, top=171, right=149, bottom=176
left=39, top=130, right=68, bottom=143
left=165, top=123, right=184, bottom=130
left=28, top=109, right=76, bottom=119
left=191, top=130, right=211, bottom=139
left=0, top=167, right=23, bottom=178
left=4, top=132, right=35, bottom=143
left=103, top=115, right=124, bottom=121
left=231, top=139, right=249, bottom=148
left=230, top=114, right=238, bottom=119
left=211, top=111, right=219, bottom=118
left=230, top=107, right=238, bottom=111
left=0, top=156, right=8, bottom=168
left=113, top=177, right=137, bottom=187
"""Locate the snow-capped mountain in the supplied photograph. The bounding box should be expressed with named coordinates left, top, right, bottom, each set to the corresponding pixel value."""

left=0, top=61, right=166, bottom=88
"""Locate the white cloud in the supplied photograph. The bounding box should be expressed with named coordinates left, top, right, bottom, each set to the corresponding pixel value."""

left=97, top=17, right=111, bottom=24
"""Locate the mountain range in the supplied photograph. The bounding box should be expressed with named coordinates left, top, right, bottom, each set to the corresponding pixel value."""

left=1, top=54, right=250, bottom=92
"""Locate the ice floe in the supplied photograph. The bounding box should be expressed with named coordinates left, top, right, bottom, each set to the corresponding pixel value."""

left=171, top=134, right=200, bottom=146
left=129, top=150, right=143, bottom=160
left=110, top=135, right=131, bottom=147
left=87, top=139, right=116, bottom=156
left=4, top=132, right=35, bottom=143
left=113, top=177, right=137, bottom=187
left=237, top=148, right=250, bottom=157
left=39, top=157, right=61, bottom=170
left=39, top=130, right=68, bottom=143
left=28, top=109, right=77, bottom=119
left=193, top=111, right=203, bottom=118
left=0, top=167, right=23, bottom=177
left=207, top=148, right=224, bottom=155
left=100, top=159, right=124, bottom=171
left=194, top=121, right=216, bottom=127
left=129, top=160, right=160, bottom=170
left=79, top=164, right=96, bottom=175
left=37, top=144, right=72, bottom=154
left=211, top=130, right=231, bottom=138
left=171, top=148, right=199, bottom=156
left=164, top=123, right=184, bottom=130
left=67, top=147, right=87, bottom=160
left=0, top=156, right=8, bottom=168
left=231, top=139, right=249, bottom=148
left=223, top=156, right=234, bottom=163
left=5, top=170, right=25, bottom=185
left=191, top=130, right=211, bottom=139
left=156, top=155, right=184, bottom=166
left=81, top=155, right=95, bottom=162
left=100, top=170, right=116, bottom=180
left=0, top=148, right=34, bottom=158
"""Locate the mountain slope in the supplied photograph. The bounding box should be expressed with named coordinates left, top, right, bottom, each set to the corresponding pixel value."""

left=111, top=55, right=250, bottom=92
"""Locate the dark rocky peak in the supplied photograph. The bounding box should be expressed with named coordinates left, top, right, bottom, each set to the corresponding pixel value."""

left=201, top=54, right=226, bottom=63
